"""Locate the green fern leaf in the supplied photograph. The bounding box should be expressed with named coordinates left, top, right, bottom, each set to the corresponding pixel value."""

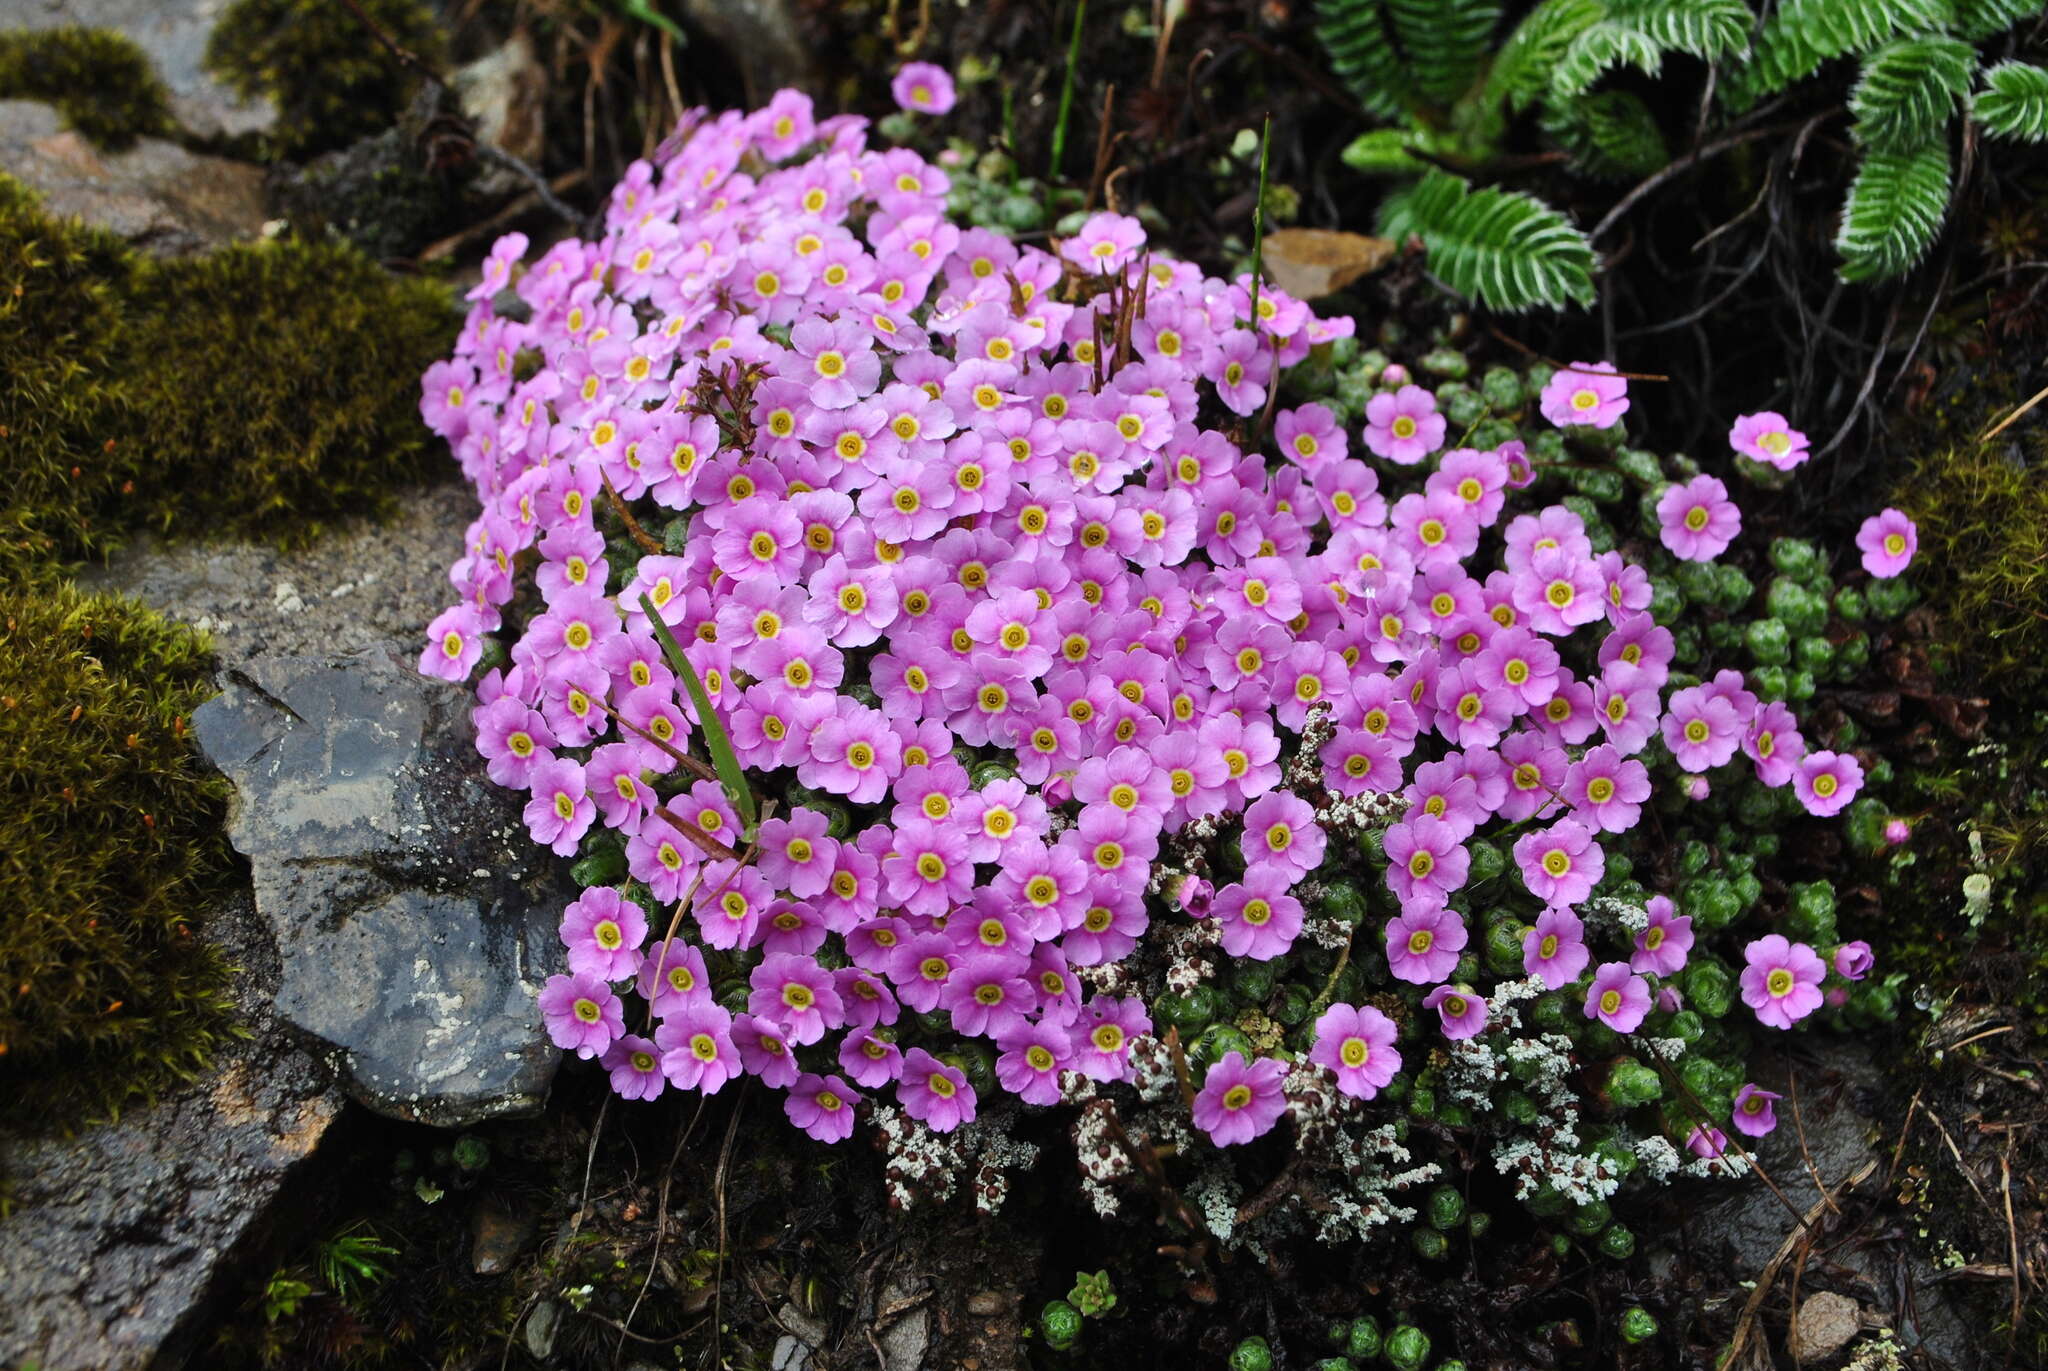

left=1976, top=61, right=2048, bottom=140
left=1850, top=38, right=1975, bottom=152
left=1728, top=0, right=1953, bottom=110
left=1377, top=169, right=1597, bottom=310
left=1605, top=0, right=1752, bottom=60
left=1552, top=22, right=1666, bottom=98
left=1317, top=0, right=1417, bottom=118
left=1544, top=89, right=1670, bottom=180
left=1487, top=0, right=1605, bottom=110
left=1385, top=0, right=1505, bottom=107
left=1340, top=127, right=1428, bottom=173
left=1836, top=140, right=1953, bottom=283
left=1953, top=0, right=2047, bottom=42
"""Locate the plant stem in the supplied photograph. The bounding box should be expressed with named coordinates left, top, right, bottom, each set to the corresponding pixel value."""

left=1248, top=112, right=1271, bottom=329
left=1050, top=0, right=1087, bottom=179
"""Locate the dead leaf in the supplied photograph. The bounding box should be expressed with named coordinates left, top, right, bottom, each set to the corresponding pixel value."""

left=1261, top=228, right=1396, bottom=301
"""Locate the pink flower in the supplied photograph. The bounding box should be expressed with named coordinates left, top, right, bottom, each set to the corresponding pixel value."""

left=1383, top=815, right=1469, bottom=910
left=1743, top=701, right=1806, bottom=788
left=891, top=61, right=957, bottom=115
left=1513, top=819, right=1604, bottom=908
left=1656, top=475, right=1741, bottom=562
left=422, top=605, right=488, bottom=681
left=1522, top=907, right=1590, bottom=989
left=560, top=888, right=648, bottom=981
left=1385, top=906, right=1466, bottom=984
left=1855, top=508, right=1917, bottom=578
left=1275, top=403, right=1346, bottom=469
left=839, top=1027, right=903, bottom=1087
left=1630, top=895, right=1693, bottom=977
left=1792, top=749, right=1863, bottom=818
left=1662, top=685, right=1745, bottom=772
left=1687, top=1124, right=1730, bottom=1160
left=1731, top=1083, right=1780, bottom=1137
left=1583, top=962, right=1650, bottom=1033
left=1728, top=411, right=1809, bottom=470
left=637, top=939, right=710, bottom=1017
left=1213, top=868, right=1304, bottom=961
left=656, top=1003, right=740, bottom=1092
left=1563, top=744, right=1649, bottom=833
left=1540, top=362, right=1629, bottom=429
left=1192, top=1051, right=1287, bottom=1146
left=538, top=972, right=623, bottom=1058
left=601, top=1034, right=665, bottom=1100
left=786, top=1073, right=863, bottom=1143
left=747, top=953, right=845, bottom=1045
left=525, top=759, right=595, bottom=856
left=1211, top=329, right=1273, bottom=416
left=1834, top=940, right=1874, bottom=981
left=1740, top=934, right=1826, bottom=1029
left=1061, top=212, right=1146, bottom=273
left=898, top=1047, right=976, bottom=1132
left=995, top=1020, right=1071, bottom=1105
left=1309, top=1003, right=1402, bottom=1099
left=1240, top=790, right=1324, bottom=882
left=1072, top=996, right=1149, bottom=1081
left=1363, top=384, right=1445, bottom=464
left=1422, top=984, right=1488, bottom=1040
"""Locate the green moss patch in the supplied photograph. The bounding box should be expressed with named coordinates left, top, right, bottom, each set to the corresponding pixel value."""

left=0, top=585, right=236, bottom=1131
left=204, top=0, right=447, bottom=158
left=0, top=174, right=460, bottom=581
left=0, top=26, right=176, bottom=151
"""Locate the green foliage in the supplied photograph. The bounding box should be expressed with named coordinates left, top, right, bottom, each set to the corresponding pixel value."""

left=1389, top=0, right=1504, bottom=108
left=1377, top=170, right=1597, bottom=310
left=1067, top=1269, right=1117, bottom=1317
left=1543, top=89, right=1669, bottom=179
left=1317, top=0, right=1416, bottom=118
left=111, top=236, right=459, bottom=546
left=1550, top=0, right=1751, bottom=101
left=1974, top=61, right=2048, bottom=141
left=1835, top=141, right=1952, bottom=283
left=1849, top=38, right=1976, bottom=152
left=204, top=0, right=446, bottom=156
left=316, top=1224, right=399, bottom=1303
left=0, top=26, right=175, bottom=150
left=0, top=584, right=235, bottom=1132
left=1485, top=0, right=1604, bottom=110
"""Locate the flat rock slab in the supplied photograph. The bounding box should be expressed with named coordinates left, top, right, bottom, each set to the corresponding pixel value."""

left=195, top=647, right=569, bottom=1126
left=0, top=889, right=344, bottom=1371
left=1, top=0, right=275, bottom=138
left=0, top=99, right=266, bottom=250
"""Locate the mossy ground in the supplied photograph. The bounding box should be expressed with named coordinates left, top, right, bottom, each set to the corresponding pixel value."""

left=0, top=26, right=175, bottom=150
left=0, top=584, right=237, bottom=1133
left=204, top=0, right=446, bottom=159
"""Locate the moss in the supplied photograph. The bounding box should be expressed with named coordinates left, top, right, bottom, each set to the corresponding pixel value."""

left=0, top=174, right=461, bottom=575
left=1891, top=442, right=2048, bottom=695
left=0, top=27, right=176, bottom=150
left=204, top=0, right=447, bottom=158
left=0, top=584, right=236, bottom=1132
left=113, top=236, right=461, bottom=545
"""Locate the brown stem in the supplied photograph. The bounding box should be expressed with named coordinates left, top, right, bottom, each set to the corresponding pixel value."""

left=601, top=470, right=664, bottom=555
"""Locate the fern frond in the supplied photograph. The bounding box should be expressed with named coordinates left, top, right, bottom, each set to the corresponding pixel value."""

left=1727, top=0, right=1953, bottom=111
left=1377, top=169, right=1597, bottom=310
left=1550, top=0, right=1750, bottom=101
left=1953, top=0, right=2046, bottom=42
left=1487, top=0, right=1605, bottom=111
left=1976, top=61, right=2048, bottom=141
left=1543, top=89, right=1669, bottom=180
left=1317, top=0, right=1416, bottom=118
left=1341, top=127, right=1429, bottom=173
left=1836, top=140, right=1953, bottom=283
left=1849, top=38, right=1974, bottom=153
left=1385, top=0, right=1505, bottom=108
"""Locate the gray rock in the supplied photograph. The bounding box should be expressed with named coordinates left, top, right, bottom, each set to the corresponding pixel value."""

left=875, top=1273, right=931, bottom=1371
left=1, top=0, right=276, bottom=139
left=194, top=646, right=569, bottom=1126
left=1792, top=1291, right=1864, bottom=1363
left=0, top=887, right=345, bottom=1371
left=673, top=0, right=820, bottom=107
left=0, top=98, right=267, bottom=251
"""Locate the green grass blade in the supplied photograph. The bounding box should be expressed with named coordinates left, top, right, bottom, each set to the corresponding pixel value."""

left=640, top=593, right=756, bottom=837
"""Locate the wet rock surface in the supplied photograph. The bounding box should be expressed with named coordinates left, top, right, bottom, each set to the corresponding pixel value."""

left=0, top=887, right=344, bottom=1371
left=193, top=646, right=568, bottom=1127
left=0, top=98, right=266, bottom=251
left=5, top=0, right=276, bottom=139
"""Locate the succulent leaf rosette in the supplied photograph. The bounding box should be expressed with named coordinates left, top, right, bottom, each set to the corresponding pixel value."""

left=418, top=91, right=1898, bottom=1232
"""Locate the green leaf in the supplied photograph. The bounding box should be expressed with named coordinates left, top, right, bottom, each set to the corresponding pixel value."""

left=1316, top=0, right=1416, bottom=117
left=640, top=593, right=757, bottom=837
left=1953, top=0, right=2045, bottom=41
left=1386, top=0, right=1505, bottom=108
left=1544, top=89, right=1670, bottom=180
left=1340, top=126, right=1428, bottom=173
left=615, top=0, right=688, bottom=44
left=1849, top=38, right=1974, bottom=152
left=1836, top=140, right=1953, bottom=283
left=1377, top=169, right=1597, bottom=310
left=1727, top=0, right=1953, bottom=111
left=1487, top=0, right=1604, bottom=110
left=1549, top=0, right=1750, bottom=100
left=1975, top=61, right=2048, bottom=141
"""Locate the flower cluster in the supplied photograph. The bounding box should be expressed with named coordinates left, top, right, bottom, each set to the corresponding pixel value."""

left=418, top=91, right=1899, bottom=1176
